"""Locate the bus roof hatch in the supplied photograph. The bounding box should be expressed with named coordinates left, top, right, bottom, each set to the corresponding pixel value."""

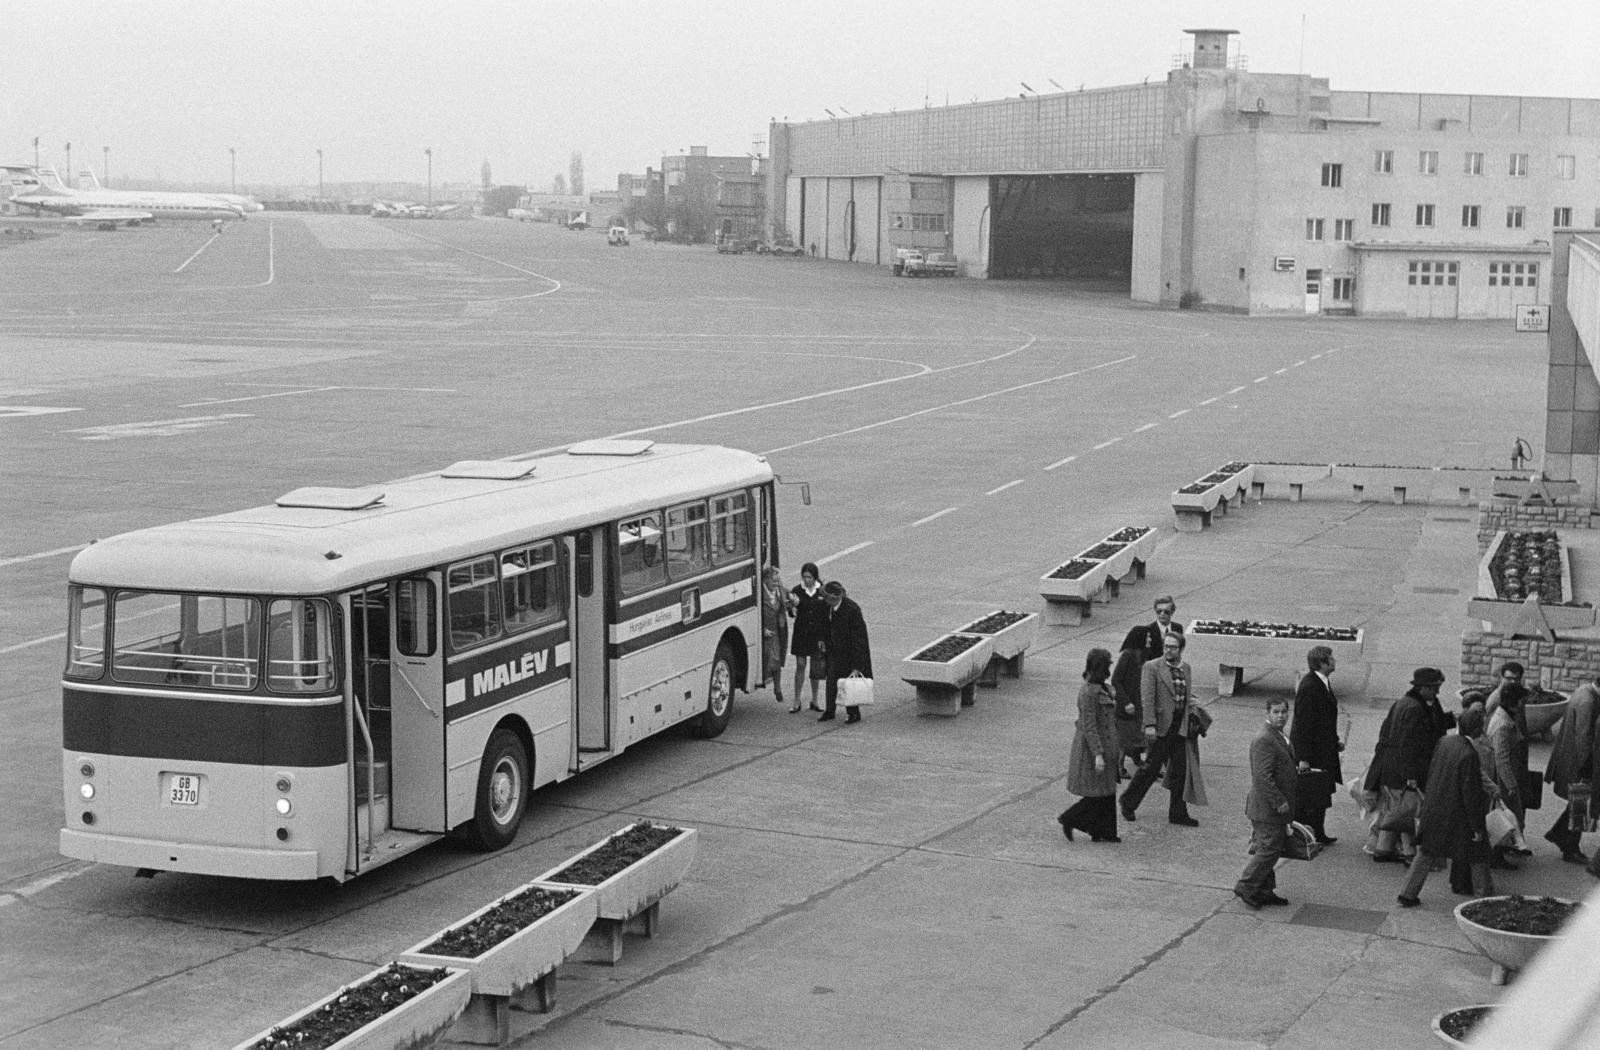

left=275, top=486, right=386, bottom=510
left=440, top=460, right=539, bottom=480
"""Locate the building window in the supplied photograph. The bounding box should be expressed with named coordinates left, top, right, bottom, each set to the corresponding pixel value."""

left=1320, top=163, right=1343, bottom=187
left=1489, top=262, right=1539, bottom=288
left=1331, top=276, right=1354, bottom=302
left=1555, top=155, right=1575, bottom=180
left=1371, top=202, right=1391, bottom=227
left=1508, top=153, right=1528, bottom=177
left=1419, top=150, right=1438, bottom=175
left=1461, top=205, right=1480, bottom=229
left=1553, top=206, right=1573, bottom=228
left=1506, top=205, right=1525, bottom=229
left=1408, top=260, right=1458, bottom=286
left=910, top=214, right=946, bottom=232
left=1373, top=150, right=1393, bottom=174
left=1333, top=218, right=1353, bottom=242
left=1464, top=152, right=1484, bottom=176
left=1305, top=218, right=1325, bottom=241
left=1415, top=204, right=1435, bottom=227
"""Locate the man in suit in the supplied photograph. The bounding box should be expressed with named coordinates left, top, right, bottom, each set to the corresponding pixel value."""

left=1291, top=645, right=1343, bottom=845
left=1235, top=697, right=1297, bottom=909
left=818, top=581, right=872, bottom=724
left=1118, top=595, right=1183, bottom=662
left=1111, top=596, right=1183, bottom=774
left=1120, top=632, right=1198, bottom=826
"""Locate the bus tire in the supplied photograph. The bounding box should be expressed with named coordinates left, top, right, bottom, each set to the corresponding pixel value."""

left=692, top=641, right=736, bottom=739
left=467, top=728, right=528, bottom=851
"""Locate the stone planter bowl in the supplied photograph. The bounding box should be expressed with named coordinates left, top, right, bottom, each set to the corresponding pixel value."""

left=1454, top=896, right=1574, bottom=984
left=1524, top=695, right=1569, bottom=739
left=1430, top=1005, right=1496, bottom=1048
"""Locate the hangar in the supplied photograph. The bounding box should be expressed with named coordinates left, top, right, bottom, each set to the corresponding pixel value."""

left=766, top=29, right=1599, bottom=317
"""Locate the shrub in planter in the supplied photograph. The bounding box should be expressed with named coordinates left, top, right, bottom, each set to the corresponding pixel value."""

left=242, top=963, right=462, bottom=1050
left=1047, top=559, right=1100, bottom=580
left=546, top=823, right=685, bottom=886
left=910, top=634, right=985, bottom=663
left=417, top=886, right=582, bottom=958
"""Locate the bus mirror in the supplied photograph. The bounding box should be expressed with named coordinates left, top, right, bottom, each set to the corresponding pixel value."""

left=775, top=475, right=812, bottom=507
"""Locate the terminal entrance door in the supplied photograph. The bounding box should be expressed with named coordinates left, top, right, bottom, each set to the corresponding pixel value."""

left=1304, top=269, right=1322, bottom=314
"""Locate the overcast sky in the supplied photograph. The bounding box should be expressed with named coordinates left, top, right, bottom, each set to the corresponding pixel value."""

left=3, top=0, right=1594, bottom=193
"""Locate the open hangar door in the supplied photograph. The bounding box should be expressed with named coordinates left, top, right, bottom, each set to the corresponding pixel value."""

left=989, top=174, right=1134, bottom=287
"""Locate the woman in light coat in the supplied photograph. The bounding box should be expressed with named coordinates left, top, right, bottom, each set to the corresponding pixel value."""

left=1487, top=683, right=1529, bottom=869
left=1058, top=648, right=1121, bottom=843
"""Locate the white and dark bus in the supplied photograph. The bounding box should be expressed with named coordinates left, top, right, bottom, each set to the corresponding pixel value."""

left=60, top=441, right=778, bottom=881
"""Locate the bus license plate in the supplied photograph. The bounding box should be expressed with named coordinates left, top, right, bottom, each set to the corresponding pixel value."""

left=167, top=773, right=200, bottom=806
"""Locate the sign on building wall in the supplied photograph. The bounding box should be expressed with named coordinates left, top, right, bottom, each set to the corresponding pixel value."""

left=1273, top=256, right=1295, bottom=272
left=1515, top=304, right=1550, bottom=332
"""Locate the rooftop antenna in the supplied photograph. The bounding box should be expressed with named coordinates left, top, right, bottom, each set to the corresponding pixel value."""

left=1047, top=78, right=1064, bottom=91
left=824, top=108, right=836, bottom=118
left=1020, top=82, right=1035, bottom=95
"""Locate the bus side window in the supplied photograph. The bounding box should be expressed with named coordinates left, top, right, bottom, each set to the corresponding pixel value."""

left=502, top=541, right=560, bottom=632
left=710, top=491, right=750, bottom=564
left=576, top=531, right=594, bottom=598
left=66, top=586, right=108, bottom=678
left=665, top=501, right=711, bottom=579
left=617, top=514, right=666, bottom=594
left=447, top=556, right=501, bottom=651
left=396, top=577, right=437, bottom=657
left=266, top=598, right=335, bottom=692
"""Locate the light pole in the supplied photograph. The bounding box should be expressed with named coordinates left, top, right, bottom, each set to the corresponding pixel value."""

left=102, top=146, right=109, bottom=186
left=229, top=147, right=236, bottom=194
left=425, top=148, right=433, bottom=208
left=32, top=137, right=39, bottom=169
left=64, top=142, right=72, bottom=183
left=316, top=148, right=323, bottom=200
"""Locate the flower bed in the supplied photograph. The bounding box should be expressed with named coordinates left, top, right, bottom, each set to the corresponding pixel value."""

left=1107, top=526, right=1153, bottom=544
left=236, top=963, right=471, bottom=1050
left=911, top=634, right=985, bottom=662
left=1488, top=530, right=1565, bottom=602
left=544, top=823, right=685, bottom=885
left=959, top=611, right=1031, bottom=635
left=417, top=886, right=583, bottom=958
left=1078, top=541, right=1126, bottom=561
left=1189, top=619, right=1359, bottom=641
left=958, top=610, right=1039, bottom=664
left=1046, top=559, right=1098, bottom=580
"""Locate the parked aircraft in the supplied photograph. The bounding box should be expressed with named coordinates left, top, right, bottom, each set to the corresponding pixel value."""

left=3, top=166, right=244, bottom=226
left=75, top=169, right=263, bottom=214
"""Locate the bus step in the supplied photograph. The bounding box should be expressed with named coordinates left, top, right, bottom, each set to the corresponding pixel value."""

left=355, top=760, right=391, bottom=803
left=357, top=796, right=391, bottom=841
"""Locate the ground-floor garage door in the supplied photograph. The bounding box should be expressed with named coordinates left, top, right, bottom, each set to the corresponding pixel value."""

left=990, top=174, right=1134, bottom=288
left=1405, top=260, right=1459, bottom=318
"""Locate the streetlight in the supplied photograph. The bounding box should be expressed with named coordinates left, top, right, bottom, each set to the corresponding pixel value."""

left=424, top=148, right=432, bottom=208
left=64, top=142, right=72, bottom=183
left=229, top=147, right=236, bottom=194
left=102, top=146, right=109, bottom=186
left=32, top=137, right=39, bottom=169
left=316, top=148, right=323, bottom=200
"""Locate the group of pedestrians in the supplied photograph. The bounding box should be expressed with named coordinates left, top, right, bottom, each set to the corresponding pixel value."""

left=761, top=563, right=872, bottom=725
left=1054, top=602, right=1600, bottom=911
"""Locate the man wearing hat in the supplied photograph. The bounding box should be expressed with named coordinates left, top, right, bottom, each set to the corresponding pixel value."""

left=1363, top=668, right=1455, bottom=863
left=818, top=580, right=872, bottom=724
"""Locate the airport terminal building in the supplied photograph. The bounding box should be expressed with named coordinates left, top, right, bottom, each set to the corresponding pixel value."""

left=766, top=29, right=1600, bottom=317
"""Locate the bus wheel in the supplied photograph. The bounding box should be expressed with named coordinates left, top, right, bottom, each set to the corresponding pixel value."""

left=692, top=641, right=736, bottom=739
left=468, top=728, right=528, bottom=851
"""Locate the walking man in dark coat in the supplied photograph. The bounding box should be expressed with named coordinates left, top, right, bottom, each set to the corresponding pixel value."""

left=818, top=581, right=872, bottom=724
left=1545, top=676, right=1599, bottom=862
left=1364, top=667, right=1454, bottom=862
left=1291, top=645, right=1343, bottom=845
left=1235, top=697, right=1297, bottom=909
left=1397, top=706, right=1492, bottom=906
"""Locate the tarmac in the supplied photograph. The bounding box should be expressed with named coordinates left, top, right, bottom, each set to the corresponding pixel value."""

left=0, top=214, right=1592, bottom=1049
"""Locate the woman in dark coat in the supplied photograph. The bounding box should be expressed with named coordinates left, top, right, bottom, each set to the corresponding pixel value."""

left=788, top=562, right=828, bottom=712
left=1059, top=648, right=1121, bottom=843
left=1396, top=706, right=1492, bottom=906
left=1364, top=668, right=1453, bottom=862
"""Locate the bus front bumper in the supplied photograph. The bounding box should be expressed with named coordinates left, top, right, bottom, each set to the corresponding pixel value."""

left=60, top=829, right=321, bottom=881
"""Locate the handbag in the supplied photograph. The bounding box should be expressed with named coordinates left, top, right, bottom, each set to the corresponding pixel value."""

left=1188, top=704, right=1214, bottom=737
left=1375, top=786, right=1423, bottom=833
left=1486, top=801, right=1519, bottom=848
left=1521, top=767, right=1544, bottom=811
left=838, top=671, right=874, bottom=706
left=1281, top=821, right=1323, bottom=861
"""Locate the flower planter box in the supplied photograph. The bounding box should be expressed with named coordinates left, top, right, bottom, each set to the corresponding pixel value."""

left=1431, top=1005, right=1495, bottom=1048
left=397, top=885, right=597, bottom=1046
left=1185, top=621, right=1364, bottom=696
left=900, top=632, right=995, bottom=716
left=1038, top=526, right=1159, bottom=624
left=1466, top=597, right=1596, bottom=641
left=1170, top=462, right=1253, bottom=531
left=1479, top=529, right=1577, bottom=605
left=535, top=823, right=698, bottom=965
left=1248, top=462, right=1332, bottom=502
left=231, top=963, right=472, bottom=1050
left=957, top=610, right=1039, bottom=686
left=1454, top=895, right=1578, bottom=985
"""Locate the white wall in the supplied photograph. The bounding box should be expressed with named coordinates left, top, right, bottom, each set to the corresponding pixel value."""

left=1131, top=172, right=1165, bottom=303
left=950, top=176, right=990, bottom=278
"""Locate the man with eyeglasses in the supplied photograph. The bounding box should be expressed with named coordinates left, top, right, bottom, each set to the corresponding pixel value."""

left=1121, top=632, right=1200, bottom=826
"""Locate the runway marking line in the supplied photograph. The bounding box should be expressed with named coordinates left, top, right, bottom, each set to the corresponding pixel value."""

left=1134, top=423, right=1158, bottom=433
left=1169, top=409, right=1190, bottom=418
left=1093, top=437, right=1122, bottom=450
left=912, top=508, right=959, bottom=527
left=1045, top=455, right=1077, bottom=470
left=985, top=480, right=1024, bottom=496
left=818, top=542, right=873, bottom=566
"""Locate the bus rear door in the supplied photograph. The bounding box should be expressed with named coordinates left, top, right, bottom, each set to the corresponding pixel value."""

left=391, top=574, right=447, bottom=831
left=568, top=526, right=611, bottom=763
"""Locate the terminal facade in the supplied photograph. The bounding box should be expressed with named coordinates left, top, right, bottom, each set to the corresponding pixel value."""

left=766, top=29, right=1599, bottom=318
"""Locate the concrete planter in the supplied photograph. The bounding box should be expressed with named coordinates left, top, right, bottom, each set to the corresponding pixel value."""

left=1340, top=465, right=1440, bottom=504
left=1430, top=1005, right=1495, bottom=1048
left=1250, top=462, right=1332, bottom=501
left=1171, top=463, right=1253, bottom=530
left=1039, top=561, right=1109, bottom=602
left=899, top=633, right=994, bottom=689
left=1465, top=597, right=1596, bottom=636
left=1037, top=527, right=1158, bottom=622
left=1185, top=624, right=1364, bottom=696
left=1525, top=696, right=1571, bottom=738
left=957, top=611, right=1039, bottom=662
left=1454, top=896, right=1575, bottom=985
left=536, top=823, right=699, bottom=964
left=231, top=963, right=472, bottom=1050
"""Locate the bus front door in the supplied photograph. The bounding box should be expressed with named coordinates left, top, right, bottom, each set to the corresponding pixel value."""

left=569, top=527, right=610, bottom=758
left=390, top=574, right=447, bottom=831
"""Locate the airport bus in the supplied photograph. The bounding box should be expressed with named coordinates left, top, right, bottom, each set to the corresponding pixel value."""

left=60, top=441, right=778, bottom=882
